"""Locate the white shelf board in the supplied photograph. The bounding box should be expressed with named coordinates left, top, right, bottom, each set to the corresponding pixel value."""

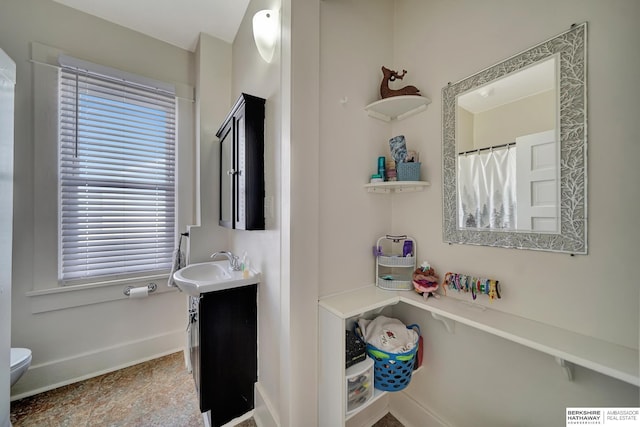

left=319, top=286, right=402, bottom=319
left=319, top=286, right=639, bottom=386
left=364, top=181, right=430, bottom=194
left=365, top=95, right=432, bottom=122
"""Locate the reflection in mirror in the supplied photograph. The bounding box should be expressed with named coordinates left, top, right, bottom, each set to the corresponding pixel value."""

left=220, top=131, right=233, bottom=227
left=457, top=57, right=559, bottom=232
left=442, top=23, right=587, bottom=253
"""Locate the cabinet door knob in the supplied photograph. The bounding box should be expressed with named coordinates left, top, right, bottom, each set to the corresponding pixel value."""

left=227, top=169, right=238, bottom=175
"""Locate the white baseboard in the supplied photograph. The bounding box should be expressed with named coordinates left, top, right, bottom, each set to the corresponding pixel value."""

left=389, top=391, right=452, bottom=427
left=254, top=382, right=280, bottom=427
left=10, top=329, right=184, bottom=401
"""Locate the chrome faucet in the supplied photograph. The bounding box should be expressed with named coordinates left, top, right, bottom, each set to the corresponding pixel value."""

left=210, top=251, right=242, bottom=271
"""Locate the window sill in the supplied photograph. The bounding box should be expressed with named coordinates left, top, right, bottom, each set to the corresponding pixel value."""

left=27, top=274, right=181, bottom=314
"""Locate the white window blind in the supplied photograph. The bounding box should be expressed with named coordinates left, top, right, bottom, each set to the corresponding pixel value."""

left=59, top=60, right=176, bottom=283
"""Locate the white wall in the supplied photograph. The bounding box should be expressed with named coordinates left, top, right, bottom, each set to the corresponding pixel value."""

left=280, top=0, right=321, bottom=425
left=0, top=48, right=16, bottom=427
left=391, top=0, right=639, bottom=425
left=196, top=1, right=321, bottom=425
left=216, top=1, right=323, bottom=425
left=319, top=0, right=395, bottom=297
left=319, top=0, right=639, bottom=425
left=392, top=0, right=639, bottom=354
left=1, top=0, right=194, bottom=398
left=229, top=0, right=283, bottom=424
left=188, top=32, right=232, bottom=265
left=187, top=1, right=288, bottom=425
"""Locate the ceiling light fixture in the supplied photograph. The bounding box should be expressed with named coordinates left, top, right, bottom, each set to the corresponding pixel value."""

left=252, top=10, right=278, bottom=63
left=478, top=87, right=494, bottom=98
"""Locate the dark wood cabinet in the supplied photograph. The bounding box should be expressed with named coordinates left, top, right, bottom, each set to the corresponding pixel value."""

left=216, top=93, right=265, bottom=230
left=192, top=284, right=258, bottom=427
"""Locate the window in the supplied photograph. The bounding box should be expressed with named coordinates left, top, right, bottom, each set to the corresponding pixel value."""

left=58, top=57, right=176, bottom=283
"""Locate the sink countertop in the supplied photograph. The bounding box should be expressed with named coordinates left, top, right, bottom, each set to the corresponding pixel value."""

left=173, top=260, right=261, bottom=297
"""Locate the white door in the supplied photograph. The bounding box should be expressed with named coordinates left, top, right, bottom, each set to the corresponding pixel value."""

left=515, top=130, right=559, bottom=232
left=0, top=48, right=15, bottom=426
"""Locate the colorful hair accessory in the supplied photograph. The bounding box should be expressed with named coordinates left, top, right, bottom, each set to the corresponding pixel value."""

left=489, top=280, right=501, bottom=301
left=441, top=272, right=501, bottom=301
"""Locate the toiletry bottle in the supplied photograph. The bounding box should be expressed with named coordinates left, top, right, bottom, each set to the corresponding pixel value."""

left=402, top=240, right=413, bottom=257
left=378, top=156, right=386, bottom=181
left=242, top=253, right=251, bottom=279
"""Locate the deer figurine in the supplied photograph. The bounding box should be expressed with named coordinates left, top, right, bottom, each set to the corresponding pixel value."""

left=380, top=66, right=420, bottom=99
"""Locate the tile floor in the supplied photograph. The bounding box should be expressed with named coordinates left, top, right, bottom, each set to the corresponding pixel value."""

left=10, top=352, right=402, bottom=426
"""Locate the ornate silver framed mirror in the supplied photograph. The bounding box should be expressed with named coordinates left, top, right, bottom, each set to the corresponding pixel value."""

left=442, top=23, right=587, bottom=254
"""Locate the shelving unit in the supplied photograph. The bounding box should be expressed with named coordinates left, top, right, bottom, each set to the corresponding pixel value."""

left=365, top=95, right=432, bottom=122
left=319, top=294, right=424, bottom=427
left=375, top=235, right=416, bottom=291
left=320, top=286, right=639, bottom=388
left=364, top=96, right=431, bottom=192
left=345, top=357, right=374, bottom=415
left=364, top=180, right=430, bottom=193
left=320, top=286, right=639, bottom=425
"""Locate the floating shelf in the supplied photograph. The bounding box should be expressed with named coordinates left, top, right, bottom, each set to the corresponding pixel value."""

left=364, top=181, right=430, bottom=194
left=319, top=286, right=639, bottom=387
left=365, top=95, right=432, bottom=122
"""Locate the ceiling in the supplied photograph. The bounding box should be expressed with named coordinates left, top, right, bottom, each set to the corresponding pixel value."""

left=457, top=57, right=556, bottom=114
left=53, top=0, right=251, bottom=51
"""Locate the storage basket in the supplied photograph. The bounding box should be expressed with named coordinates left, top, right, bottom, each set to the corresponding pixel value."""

left=376, top=276, right=414, bottom=290
left=375, top=235, right=416, bottom=291
left=365, top=324, right=420, bottom=392
left=376, top=255, right=415, bottom=267
left=397, top=162, right=421, bottom=181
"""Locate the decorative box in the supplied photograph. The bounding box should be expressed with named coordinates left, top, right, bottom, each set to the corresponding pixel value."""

left=397, top=162, right=421, bottom=181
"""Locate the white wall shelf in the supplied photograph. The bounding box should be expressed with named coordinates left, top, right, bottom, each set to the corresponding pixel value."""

left=364, top=181, right=430, bottom=194
left=365, top=95, right=432, bottom=122
left=319, top=286, right=639, bottom=388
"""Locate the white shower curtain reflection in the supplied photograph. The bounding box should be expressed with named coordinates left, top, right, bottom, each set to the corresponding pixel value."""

left=458, top=146, right=517, bottom=230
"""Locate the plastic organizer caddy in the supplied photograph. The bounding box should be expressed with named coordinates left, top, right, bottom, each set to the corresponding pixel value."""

left=375, top=235, right=416, bottom=291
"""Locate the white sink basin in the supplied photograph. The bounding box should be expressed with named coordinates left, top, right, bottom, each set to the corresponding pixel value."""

left=173, top=260, right=260, bottom=296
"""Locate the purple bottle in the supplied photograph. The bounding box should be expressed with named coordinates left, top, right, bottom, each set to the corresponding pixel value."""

left=402, top=240, right=413, bottom=257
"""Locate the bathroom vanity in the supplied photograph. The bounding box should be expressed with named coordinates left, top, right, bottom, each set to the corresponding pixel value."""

left=175, top=261, right=260, bottom=427
left=189, top=284, right=257, bottom=427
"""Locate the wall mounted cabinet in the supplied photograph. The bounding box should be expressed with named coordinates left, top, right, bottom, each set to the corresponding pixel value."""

left=216, top=93, right=266, bottom=230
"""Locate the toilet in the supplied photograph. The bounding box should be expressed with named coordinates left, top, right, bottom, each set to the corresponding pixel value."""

left=10, top=348, right=32, bottom=387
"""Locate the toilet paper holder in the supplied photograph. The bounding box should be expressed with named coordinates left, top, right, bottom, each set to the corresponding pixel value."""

left=123, top=283, right=157, bottom=297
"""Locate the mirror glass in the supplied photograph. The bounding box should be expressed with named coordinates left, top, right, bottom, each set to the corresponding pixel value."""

left=442, top=23, right=587, bottom=253
left=220, top=130, right=233, bottom=226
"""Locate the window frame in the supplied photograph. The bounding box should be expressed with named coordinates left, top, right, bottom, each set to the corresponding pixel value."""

left=57, top=56, right=178, bottom=285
